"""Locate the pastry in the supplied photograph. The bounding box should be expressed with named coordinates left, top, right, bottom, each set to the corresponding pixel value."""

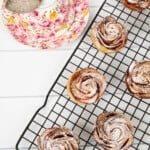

left=125, top=60, right=150, bottom=99
left=2, top=0, right=89, bottom=49
left=67, top=68, right=107, bottom=104
left=6, top=0, right=42, bottom=13
left=122, top=0, right=150, bottom=11
left=94, top=112, right=134, bottom=150
left=37, top=127, right=80, bottom=150
left=91, top=16, right=128, bottom=53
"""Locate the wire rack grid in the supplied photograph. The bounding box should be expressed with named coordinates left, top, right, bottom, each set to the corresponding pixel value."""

left=16, top=0, right=150, bottom=149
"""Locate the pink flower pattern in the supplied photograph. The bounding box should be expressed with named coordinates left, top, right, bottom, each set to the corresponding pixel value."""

left=2, top=0, right=89, bottom=49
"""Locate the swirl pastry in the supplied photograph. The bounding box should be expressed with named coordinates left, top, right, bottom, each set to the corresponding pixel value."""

left=122, top=0, right=150, bottom=11
left=94, top=112, right=134, bottom=150
left=125, top=61, right=150, bottom=99
left=67, top=68, right=107, bottom=105
left=37, top=127, right=80, bottom=150
left=91, top=16, right=128, bottom=53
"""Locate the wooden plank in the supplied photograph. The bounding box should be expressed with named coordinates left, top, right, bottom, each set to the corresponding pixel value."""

left=0, top=96, right=44, bottom=148
left=0, top=50, right=71, bottom=97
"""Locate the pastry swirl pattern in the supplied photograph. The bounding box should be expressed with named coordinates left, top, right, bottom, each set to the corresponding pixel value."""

left=122, top=0, right=150, bottom=11
left=94, top=112, right=134, bottom=150
left=91, top=16, right=128, bottom=53
left=67, top=68, right=106, bottom=104
left=37, top=127, right=80, bottom=150
left=96, top=16, right=127, bottom=50
left=126, top=61, right=150, bottom=99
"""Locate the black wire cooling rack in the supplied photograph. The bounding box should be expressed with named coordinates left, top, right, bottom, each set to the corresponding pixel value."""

left=16, top=0, right=150, bottom=149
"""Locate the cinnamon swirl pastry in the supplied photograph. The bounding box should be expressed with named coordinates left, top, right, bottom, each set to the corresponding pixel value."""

left=122, top=0, right=150, bottom=11
left=94, top=112, right=134, bottom=150
left=37, top=127, right=80, bottom=150
left=125, top=61, right=150, bottom=99
left=91, top=16, right=128, bottom=53
left=67, top=68, right=107, bottom=104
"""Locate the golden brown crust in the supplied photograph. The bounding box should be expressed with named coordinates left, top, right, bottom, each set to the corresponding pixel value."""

left=67, top=68, right=107, bottom=105
left=94, top=112, right=134, bottom=150
left=122, top=0, right=150, bottom=11
left=37, top=127, right=80, bottom=150
left=91, top=16, right=128, bottom=53
left=125, top=61, right=150, bottom=99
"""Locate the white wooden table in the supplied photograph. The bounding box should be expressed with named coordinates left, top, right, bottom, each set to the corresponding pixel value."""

left=0, top=0, right=104, bottom=149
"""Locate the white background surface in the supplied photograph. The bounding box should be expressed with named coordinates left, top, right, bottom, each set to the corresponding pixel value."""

left=0, top=0, right=104, bottom=149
